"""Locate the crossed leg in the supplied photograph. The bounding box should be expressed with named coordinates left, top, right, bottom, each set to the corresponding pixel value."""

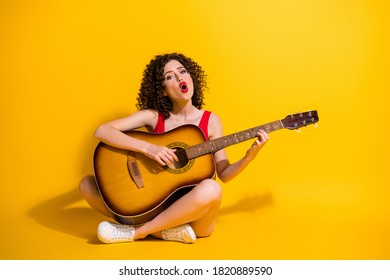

left=79, top=175, right=222, bottom=240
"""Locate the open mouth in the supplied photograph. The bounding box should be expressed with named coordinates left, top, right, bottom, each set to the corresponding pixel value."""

left=179, top=82, right=188, bottom=93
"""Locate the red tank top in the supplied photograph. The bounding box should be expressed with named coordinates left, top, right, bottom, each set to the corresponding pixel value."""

left=154, top=111, right=211, bottom=139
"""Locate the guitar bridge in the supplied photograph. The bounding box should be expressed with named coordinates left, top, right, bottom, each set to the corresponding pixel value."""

left=127, top=151, right=144, bottom=189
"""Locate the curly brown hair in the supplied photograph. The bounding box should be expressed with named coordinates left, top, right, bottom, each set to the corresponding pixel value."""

left=136, top=53, right=207, bottom=119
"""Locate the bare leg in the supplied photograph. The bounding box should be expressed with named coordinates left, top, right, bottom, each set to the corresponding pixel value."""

left=80, top=176, right=222, bottom=240
left=134, top=179, right=222, bottom=240
left=79, top=175, right=114, bottom=218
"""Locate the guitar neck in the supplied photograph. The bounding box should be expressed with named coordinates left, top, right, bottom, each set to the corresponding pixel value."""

left=186, top=120, right=284, bottom=159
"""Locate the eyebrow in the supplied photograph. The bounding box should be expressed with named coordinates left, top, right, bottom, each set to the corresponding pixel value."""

left=164, top=66, right=186, bottom=76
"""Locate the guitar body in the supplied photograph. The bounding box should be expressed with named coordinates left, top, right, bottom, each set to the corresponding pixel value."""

left=93, top=124, right=216, bottom=225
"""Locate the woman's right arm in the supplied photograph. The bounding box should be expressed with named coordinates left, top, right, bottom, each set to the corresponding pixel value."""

left=94, top=110, right=177, bottom=165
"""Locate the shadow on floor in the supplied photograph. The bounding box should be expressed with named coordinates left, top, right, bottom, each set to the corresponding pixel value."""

left=28, top=187, right=274, bottom=243
left=28, top=187, right=104, bottom=243
left=219, top=190, right=274, bottom=217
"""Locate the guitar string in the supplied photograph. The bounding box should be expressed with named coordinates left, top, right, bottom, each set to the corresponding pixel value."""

left=172, top=120, right=285, bottom=160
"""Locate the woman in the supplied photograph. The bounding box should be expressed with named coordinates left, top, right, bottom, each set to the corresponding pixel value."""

left=80, top=53, right=269, bottom=244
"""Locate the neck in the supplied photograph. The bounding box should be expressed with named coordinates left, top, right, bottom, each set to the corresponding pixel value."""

left=171, top=102, right=197, bottom=118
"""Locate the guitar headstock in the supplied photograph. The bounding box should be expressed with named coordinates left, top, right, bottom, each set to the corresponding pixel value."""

left=282, top=110, right=319, bottom=130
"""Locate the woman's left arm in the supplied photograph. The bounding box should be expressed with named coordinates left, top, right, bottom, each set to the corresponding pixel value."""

left=209, top=113, right=269, bottom=183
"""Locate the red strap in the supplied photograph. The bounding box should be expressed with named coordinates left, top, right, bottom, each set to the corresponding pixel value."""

left=198, top=111, right=211, bottom=139
left=153, top=113, right=165, bottom=133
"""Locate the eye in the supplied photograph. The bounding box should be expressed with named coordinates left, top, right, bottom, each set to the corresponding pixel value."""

left=180, top=69, right=188, bottom=75
left=165, top=74, right=174, bottom=81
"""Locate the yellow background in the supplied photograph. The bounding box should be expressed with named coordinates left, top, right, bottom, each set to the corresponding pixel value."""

left=1, top=0, right=389, bottom=259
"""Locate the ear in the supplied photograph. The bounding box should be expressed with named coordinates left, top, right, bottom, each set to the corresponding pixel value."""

left=163, top=91, right=168, bottom=97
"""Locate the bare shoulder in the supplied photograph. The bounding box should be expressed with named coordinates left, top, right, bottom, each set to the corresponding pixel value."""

left=132, top=109, right=158, bottom=121
left=126, top=109, right=159, bottom=130
left=102, top=109, right=158, bottom=132
left=208, top=112, right=224, bottom=139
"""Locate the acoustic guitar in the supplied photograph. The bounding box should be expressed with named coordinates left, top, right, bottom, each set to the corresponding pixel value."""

left=94, top=110, right=319, bottom=225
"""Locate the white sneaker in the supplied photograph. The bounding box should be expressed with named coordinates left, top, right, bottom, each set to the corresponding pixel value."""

left=161, top=224, right=197, bottom=244
left=97, top=221, right=135, bottom=244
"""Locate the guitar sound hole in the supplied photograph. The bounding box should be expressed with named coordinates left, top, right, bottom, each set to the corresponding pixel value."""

left=173, top=147, right=189, bottom=169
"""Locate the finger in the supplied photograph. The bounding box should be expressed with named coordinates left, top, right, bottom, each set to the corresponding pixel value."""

left=160, top=154, right=175, bottom=165
left=155, top=151, right=172, bottom=165
left=258, top=130, right=269, bottom=142
left=155, top=156, right=166, bottom=166
left=166, top=150, right=179, bottom=163
left=169, top=149, right=179, bottom=161
left=253, top=134, right=265, bottom=147
left=160, top=147, right=178, bottom=162
left=255, top=132, right=263, bottom=144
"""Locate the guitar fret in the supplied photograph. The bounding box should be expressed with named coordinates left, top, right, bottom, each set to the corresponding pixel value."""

left=263, top=124, right=271, bottom=132
left=186, top=120, right=284, bottom=159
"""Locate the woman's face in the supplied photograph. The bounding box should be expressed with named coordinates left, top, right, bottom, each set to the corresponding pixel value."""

left=162, top=59, right=194, bottom=101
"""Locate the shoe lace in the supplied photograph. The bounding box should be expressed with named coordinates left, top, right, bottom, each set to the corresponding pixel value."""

left=112, top=224, right=134, bottom=239
left=164, top=226, right=187, bottom=241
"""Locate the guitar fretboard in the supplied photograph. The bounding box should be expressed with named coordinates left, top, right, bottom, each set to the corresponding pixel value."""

left=185, top=120, right=283, bottom=159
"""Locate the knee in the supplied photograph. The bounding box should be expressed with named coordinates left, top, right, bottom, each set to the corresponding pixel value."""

left=195, top=179, right=222, bottom=204
left=79, top=175, right=97, bottom=197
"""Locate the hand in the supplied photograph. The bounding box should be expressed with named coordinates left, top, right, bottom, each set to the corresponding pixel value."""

left=244, top=130, right=269, bottom=161
left=144, top=143, right=178, bottom=166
